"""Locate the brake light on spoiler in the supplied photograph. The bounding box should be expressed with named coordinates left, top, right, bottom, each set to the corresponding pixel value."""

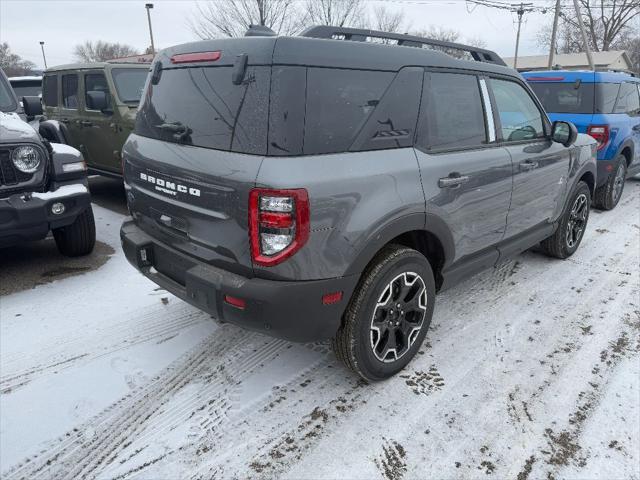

left=249, top=188, right=310, bottom=266
left=170, top=51, right=222, bottom=64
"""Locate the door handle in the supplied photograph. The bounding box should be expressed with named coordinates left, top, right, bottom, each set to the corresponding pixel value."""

left=80, top=120, right=93, bottom=127
left=520, top=161, right=539, bottom=172
left=438, top=174, right=470, bottom=188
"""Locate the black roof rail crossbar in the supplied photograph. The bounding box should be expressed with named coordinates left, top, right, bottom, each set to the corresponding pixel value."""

left=300, top=26, right=507, bottom=67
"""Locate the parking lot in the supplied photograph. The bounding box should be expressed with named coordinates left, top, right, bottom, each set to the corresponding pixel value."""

left=1, top=178, right=638, bottom=479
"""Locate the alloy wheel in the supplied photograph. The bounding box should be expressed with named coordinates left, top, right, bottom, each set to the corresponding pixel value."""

left=612, top=163, right=626, bottom=204
left=566, top=193, right=588, bottom=249
left=370, top=272, right=427, bottom=363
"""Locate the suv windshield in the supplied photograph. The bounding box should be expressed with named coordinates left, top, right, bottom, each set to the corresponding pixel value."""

left=0, top=74, right=18, bottom=112
left=112, top=68, right=149, bottom=104
left=11, top=80, right=42, bottom=98
left=528, top=81, right=620, bottom=114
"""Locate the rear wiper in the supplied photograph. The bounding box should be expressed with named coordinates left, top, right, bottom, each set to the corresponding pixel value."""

left=156, top=122, right=192, bottom=143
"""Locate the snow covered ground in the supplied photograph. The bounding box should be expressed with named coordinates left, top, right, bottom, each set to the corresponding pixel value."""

left=1, top=181, right=639, bottom=480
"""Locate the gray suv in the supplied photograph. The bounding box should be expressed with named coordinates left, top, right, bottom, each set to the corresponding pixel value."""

left=121, top=26, right=597, bottom=381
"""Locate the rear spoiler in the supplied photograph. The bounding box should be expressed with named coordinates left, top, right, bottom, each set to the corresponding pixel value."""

left=300, top=25, right=506, bottom=66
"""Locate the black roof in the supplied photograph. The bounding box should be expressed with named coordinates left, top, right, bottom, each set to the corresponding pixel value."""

left=158, top=26, right=517, bottom=78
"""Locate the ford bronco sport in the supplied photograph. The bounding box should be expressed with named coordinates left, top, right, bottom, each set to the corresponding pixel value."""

left=41, top=61, right=150, bottom=177
left=120, top=26, right=597, bottom=381
left=0, top=68, right=95, bottom=256
left=524, top=70, right=640, bottom=211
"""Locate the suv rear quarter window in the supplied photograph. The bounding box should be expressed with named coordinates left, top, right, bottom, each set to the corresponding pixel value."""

left=42, top=75, right=58, bottom=107
left=615, top=82, right=640, bottom=115
left=417, top=71, right=487, bottom=151
left=304, top=68, right=394, bottom=155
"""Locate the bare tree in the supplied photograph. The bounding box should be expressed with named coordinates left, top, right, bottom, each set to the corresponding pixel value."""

left=73, top=41, right=139, bottom=62
left=411, top=26, right=461, bottom=43
left=190, top=0, right=301, bottom=38
left=368, top=5, right=407, bottom=33
left=304, top=0, right=366, bottom=28
left=537, top=0, right=639, bottom=53
left=0, top=43, right=36, bottom=76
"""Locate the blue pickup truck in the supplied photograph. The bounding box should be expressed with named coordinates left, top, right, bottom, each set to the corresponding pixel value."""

left=523, top=70, right=640, bottom=210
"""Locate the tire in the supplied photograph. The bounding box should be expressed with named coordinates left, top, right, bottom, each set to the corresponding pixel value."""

left=53, top=206, right=96, bottom=257
left=593, top=155, right=627, bottom=210
left=332, top=245, right=436, bottom=382
left=540, top=181, right=591, bottom=259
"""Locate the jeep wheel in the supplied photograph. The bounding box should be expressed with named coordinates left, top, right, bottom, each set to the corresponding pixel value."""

left=540, top=181, right=591, bottom=259
left=594, top=155, right=627, bottom=210
left=53, top=206, right=96, bottom=257
left=332, top=245, right=436, bottom=382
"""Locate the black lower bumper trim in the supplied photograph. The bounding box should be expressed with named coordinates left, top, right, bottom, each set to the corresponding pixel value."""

left=0, top=184, right=91, bottom=247
left=120, top=220, right=360, bottom=343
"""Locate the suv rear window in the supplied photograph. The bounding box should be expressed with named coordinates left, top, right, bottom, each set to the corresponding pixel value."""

left=135, top=66, right=270, bottom=155
left=528, top=81, right=621, bottom=114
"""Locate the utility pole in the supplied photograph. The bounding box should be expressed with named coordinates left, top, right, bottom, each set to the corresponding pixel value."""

left=145, top=3, right=156, bottom=55
left=513, top=3, right=533, bottom=70
left=39, top=41, right=47, bottom=69
left=572, top=0, right=595, bottom=70
left=547, top=0, right=561, bottom=69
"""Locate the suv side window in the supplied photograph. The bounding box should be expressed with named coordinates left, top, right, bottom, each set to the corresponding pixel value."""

left=491, top=78, right=545, bottom=142
left=84, top=73, right=111, bottom=111
left=614, top=82, right=640, bottom=115
left=304, top=68, right=394, bottom=155
left=417, top=71, right=487, bottom=151
left=42, top=74, right=58, bottom=107
left=62, top=74, right=79, bottom=109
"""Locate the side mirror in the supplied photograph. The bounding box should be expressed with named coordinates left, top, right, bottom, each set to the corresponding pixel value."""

left=551, top=120, right=578, bottom=147
left=22, top=96, right=43, bottom=118
left=86, top=90, right=111, bottom=113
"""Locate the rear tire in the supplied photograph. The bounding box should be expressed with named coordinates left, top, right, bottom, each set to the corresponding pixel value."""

left=332, top=245, right=436, bottom=382
left=53, top=206, right=96, bottom=257
left=540, top=181, right=591, bottom=259
left=594, top=155, right=627, bottom=210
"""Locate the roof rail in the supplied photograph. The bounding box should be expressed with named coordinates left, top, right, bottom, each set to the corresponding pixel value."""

left=300, top=26, right=506, bottom=67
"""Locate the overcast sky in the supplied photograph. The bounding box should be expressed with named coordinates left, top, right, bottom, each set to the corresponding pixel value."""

left=1, top=0, right=557, bottom=70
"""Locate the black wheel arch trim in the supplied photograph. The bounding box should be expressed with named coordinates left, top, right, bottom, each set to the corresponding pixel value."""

left=344, top=212, right=455, bottom=277
left=615, top=139, right=634, bottom=166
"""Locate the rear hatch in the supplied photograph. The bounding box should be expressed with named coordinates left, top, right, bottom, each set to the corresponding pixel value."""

left=123, top=37, right=276, bottom=276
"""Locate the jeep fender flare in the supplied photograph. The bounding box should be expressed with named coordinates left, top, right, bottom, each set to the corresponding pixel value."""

left=344, top=212, right=455, bottom=277
left=39, top=119, right=71, bottom=145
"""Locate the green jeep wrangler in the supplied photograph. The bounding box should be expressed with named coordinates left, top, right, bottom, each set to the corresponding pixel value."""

left=41, top=62, right=149, bottom=176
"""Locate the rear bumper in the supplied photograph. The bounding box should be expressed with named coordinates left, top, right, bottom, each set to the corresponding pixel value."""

left=120, top=220, right=359, bottom=343
left=0, top=183, right=91, bottom=247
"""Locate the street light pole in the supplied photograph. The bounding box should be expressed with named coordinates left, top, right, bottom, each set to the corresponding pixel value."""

left=145, top=3, right=156, bottom=55
left=39, top=41, right=48, bottom=69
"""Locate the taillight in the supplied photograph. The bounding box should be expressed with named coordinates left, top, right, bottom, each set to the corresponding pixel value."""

left=249, top=188, right=310, bottom=266
left=587, top=125, right=609, bottom=150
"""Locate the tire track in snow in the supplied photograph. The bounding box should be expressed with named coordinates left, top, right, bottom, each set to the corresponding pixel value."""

left=1, top=303, right=208, bottom=394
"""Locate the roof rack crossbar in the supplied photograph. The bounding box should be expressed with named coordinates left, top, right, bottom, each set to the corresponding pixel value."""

left=300, top=26, right=507, bottom=67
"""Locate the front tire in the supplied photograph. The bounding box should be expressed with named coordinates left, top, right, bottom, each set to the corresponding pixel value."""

left=332, top=245, right=436, bottom=382
left=540, top=181, right=591, bottom=259
left=53, top=206, right=96, bottom=257
left=594, top=155, right=627, bottom=210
